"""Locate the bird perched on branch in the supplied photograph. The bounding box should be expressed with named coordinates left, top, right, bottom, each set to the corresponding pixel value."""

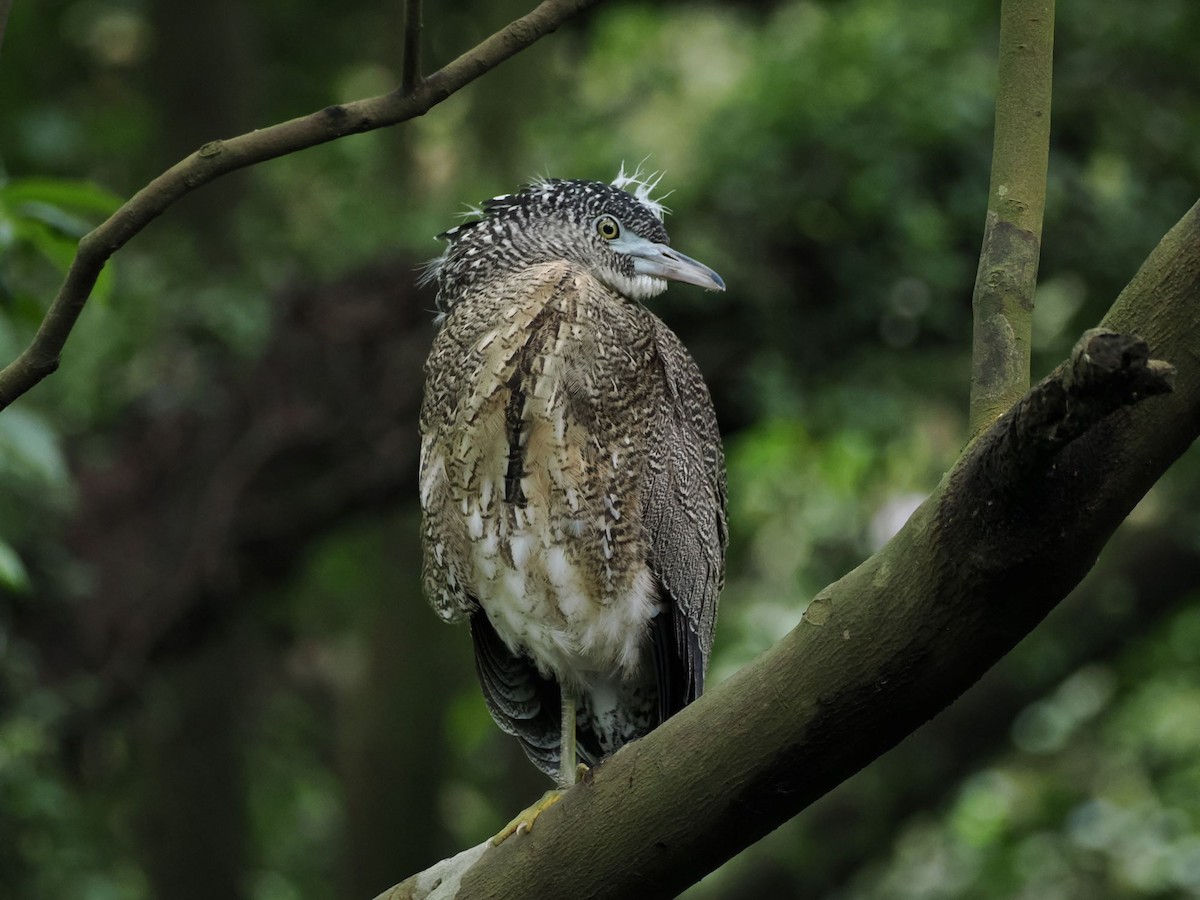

left=418, top=168, right=727, bottom=842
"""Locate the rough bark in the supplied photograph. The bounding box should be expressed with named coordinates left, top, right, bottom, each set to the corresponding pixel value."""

left=376, top=198, right=1200, bottom=899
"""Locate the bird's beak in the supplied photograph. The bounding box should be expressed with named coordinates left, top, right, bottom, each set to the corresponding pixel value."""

left=628, top=240, right=726, bottom=292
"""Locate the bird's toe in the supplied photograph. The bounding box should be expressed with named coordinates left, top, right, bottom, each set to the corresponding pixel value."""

left=490, top=788, right=568, bottom=846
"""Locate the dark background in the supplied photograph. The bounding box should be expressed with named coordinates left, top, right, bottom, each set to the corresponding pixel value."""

left=2, top=1, right=1200, bottom=897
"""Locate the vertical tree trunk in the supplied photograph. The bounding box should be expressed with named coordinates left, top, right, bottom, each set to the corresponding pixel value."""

left=339, top=514, right=467, bottom=897
left=134, top=622, right=249, bottom=900
left=148, top=0, right=261, bottom=258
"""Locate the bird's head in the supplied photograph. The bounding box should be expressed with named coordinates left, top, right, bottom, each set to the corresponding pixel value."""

left=423, top=167, right=725, bottom=312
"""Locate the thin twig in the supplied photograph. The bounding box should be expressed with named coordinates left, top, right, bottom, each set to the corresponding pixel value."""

left=0, top=0, right=604, bottom=411
left=968, top=0, right=1055, bottom=436
left=402, top=0, right=423, bottom=93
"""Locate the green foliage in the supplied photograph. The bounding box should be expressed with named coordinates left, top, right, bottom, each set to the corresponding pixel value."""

left=0, top=405, right=72, bottom=594
left=0, top=639, right=146, bottom=899
left=0, top=539, right=30, bottom=593
left=0, top=175, right=102, bottom=595
left=714, top=387, right=959, bottom=681
left=0, top=175, right=123, bottom=310
left=842, top=601, right=1200, bottom=899
left=1, top=0, right=1199, bottom=897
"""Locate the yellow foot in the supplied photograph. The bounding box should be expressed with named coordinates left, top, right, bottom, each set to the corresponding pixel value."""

left=490, top=788, right=567, bottom=846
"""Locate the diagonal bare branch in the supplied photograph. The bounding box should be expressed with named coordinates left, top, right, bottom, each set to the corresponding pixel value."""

left=0, top=0, right=605, bottom=412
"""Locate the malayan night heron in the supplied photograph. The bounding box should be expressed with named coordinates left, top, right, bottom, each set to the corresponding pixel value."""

left=418, top=168, right=727, bottom=841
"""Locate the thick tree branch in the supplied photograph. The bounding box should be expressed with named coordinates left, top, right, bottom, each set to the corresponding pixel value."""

left=771, top=523, right=1200, bottom=897
left=969, top=0, right=1055, bottom=434
left=0, top=0, right=604, bottom=412
left=377, top=198, right=1200, bottom=899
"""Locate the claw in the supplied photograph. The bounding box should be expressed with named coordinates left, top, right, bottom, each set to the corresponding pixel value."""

left=490, top=788, right=567, bottom=846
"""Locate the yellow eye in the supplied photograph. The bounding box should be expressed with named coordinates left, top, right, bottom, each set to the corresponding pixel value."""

left=596, top=216, right=620, bottom=240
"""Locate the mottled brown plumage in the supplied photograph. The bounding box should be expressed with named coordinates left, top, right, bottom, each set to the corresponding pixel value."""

left=419, top=173, right=727, bottom=788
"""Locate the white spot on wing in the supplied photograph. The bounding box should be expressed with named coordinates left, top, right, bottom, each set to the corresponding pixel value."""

left=604, top=495, right=621, bottom=520
left=546, top=546, right=572, bottom=586
left=510, top=534, right=531, bottom=569
left=420, top=452, right=445, bottom=508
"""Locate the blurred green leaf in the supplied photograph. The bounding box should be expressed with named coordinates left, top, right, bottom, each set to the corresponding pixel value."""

left=0, top=405, right=68, bottom=487
left=11, top=216, right=78, bottom=272
left=0, top=538, right=31, bottom=593
left=13, top=201, right=95, bottom=240
left=0, top=178, right=123, bottom=219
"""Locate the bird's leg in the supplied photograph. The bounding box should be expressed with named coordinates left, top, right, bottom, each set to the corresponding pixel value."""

left=490, top=684, right=582, bottom=846
left=559, top=685, right=591, bottom=786
left=558, top=684, right=578, bottom=787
